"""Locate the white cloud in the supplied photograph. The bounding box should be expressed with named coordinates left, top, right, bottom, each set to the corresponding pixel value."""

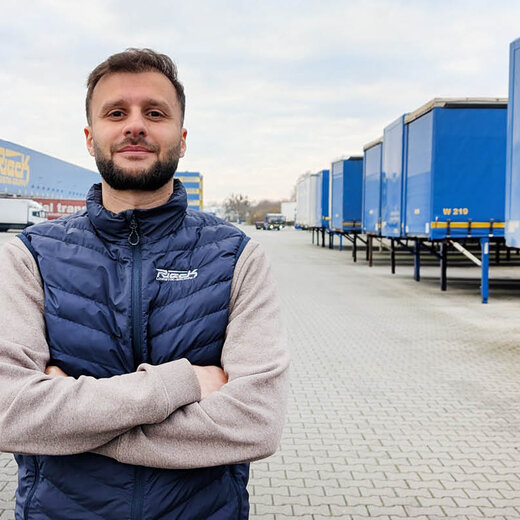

left=1, top=0, right=520, bottom=202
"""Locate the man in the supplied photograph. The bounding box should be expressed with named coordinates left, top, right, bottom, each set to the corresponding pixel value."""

left=0, top=49, right=289, bottom=520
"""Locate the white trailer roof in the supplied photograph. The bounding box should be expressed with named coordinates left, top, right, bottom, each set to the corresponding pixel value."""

left=331, top=155, right=363, bottom=163
left=363, top=136, right=383, bottom=151
left=404, top=97, right=508, bottom=124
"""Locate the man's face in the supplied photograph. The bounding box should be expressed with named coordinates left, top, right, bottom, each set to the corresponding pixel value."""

left=84, top=71, right=187, bottom=191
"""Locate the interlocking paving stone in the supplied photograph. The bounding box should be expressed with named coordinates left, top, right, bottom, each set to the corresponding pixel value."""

left=247, top=229, right=520, bottom=519
left=2, top=228, right=520, bottom=519
left=0, top=454, right=15, bottom=517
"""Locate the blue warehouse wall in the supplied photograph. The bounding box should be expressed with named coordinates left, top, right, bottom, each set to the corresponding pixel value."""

left=0, top=139, right=99, bottom=199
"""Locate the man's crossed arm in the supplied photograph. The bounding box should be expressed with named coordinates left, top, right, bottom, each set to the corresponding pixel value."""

left=0, top=237, right=289, bottom=467
left=45, top=363, right=228, bottom=400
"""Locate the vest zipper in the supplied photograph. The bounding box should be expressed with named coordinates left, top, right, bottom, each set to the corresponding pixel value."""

left=129, top=215, right=145, bottom=520
left=128, top=215, right=144, bottom=367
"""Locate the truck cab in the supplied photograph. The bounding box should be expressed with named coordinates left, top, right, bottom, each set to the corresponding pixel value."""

left=0, top=198, right=47, bottom=232
left=264, top=213, right=286, bottom=230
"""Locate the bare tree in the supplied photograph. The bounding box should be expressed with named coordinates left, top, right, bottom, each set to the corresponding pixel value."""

left=248, top=200, right=282, bottom=224
left=224, top=193, right=250, bottom=222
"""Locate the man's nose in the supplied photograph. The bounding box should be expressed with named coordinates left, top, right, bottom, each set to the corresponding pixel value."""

left=123, top=112, right=147, bottom=137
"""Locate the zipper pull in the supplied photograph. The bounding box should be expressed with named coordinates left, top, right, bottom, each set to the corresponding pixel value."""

left=128, top=216, right=140, bottom=246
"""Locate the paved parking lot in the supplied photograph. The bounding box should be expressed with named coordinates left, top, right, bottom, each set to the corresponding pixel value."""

left=2, top=228, right=520, bottom=519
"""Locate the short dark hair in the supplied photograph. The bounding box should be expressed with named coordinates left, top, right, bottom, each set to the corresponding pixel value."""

left=85, top=48, right=185, bottom=124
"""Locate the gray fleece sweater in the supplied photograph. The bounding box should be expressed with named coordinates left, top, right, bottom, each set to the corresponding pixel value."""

left=0, top=236, right=289, bottom=469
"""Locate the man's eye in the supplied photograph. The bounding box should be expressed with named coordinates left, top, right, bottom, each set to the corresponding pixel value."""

left=108, top=110, right=125, bottom=118
left=148, top=111, right=163, bottom=118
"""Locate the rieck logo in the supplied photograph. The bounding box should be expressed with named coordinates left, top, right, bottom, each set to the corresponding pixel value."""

left=0, top=146, right=30, bottom=186
left=156, top=268, right=198, bottom=281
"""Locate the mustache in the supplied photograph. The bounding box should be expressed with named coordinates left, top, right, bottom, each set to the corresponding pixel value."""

left=111, top=138, right=159, bottom=153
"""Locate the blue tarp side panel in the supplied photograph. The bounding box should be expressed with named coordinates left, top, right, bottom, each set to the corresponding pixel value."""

left=402, top=125, right=409, bottom=235
left=431, top=107, right=506, bottom=239
left=330, top=161, right=344, bottom=231
left=319, top=169, right=330, bottom=228
left=506, top=38, right=520, bottom=247
left=343, top=160, right=363, bottom=228
left=314, top=169, right=329, bottom=229
left=0, top=139, right=99, bottom=199
left=362, top=156, right=367, bottom=232
left=405, top=111, right=433, bottom=237
left=363, top=143, right=383, bottom=234
left=381, top=116, right=406, bottom=237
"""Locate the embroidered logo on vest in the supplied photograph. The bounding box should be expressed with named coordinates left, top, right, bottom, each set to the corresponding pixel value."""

left=156, top=268, right=198, bottom=281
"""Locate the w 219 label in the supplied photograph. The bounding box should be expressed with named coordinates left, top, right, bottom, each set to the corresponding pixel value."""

left=442, top=208, right=469, bottom=216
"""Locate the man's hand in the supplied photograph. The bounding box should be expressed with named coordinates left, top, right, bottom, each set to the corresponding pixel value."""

left=45, top=365, right=68, bottom=378
left=192, top=365, right=228, bottom=399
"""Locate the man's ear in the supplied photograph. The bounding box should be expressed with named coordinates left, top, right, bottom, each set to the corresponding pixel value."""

left=180, top=128, right=188, bottom=158
left=84, top=127, right=95, bottom=157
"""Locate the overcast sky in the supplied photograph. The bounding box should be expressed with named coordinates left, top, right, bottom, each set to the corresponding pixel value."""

left=1, top=0, right=520, bottom=204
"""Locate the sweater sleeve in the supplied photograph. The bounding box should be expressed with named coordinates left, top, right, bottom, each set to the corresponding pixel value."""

left=0, top=237, right=201, bottom=455
left=93, top=238, right=290, bottom=468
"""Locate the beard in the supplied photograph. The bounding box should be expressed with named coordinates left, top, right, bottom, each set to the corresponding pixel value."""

left=94, top=139, right=181, bottom=191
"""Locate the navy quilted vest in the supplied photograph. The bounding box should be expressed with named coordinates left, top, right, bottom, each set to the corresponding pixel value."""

left=15, top=180, right=250, bottom=520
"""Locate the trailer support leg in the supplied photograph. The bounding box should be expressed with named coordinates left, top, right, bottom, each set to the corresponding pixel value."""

left=440, top=241, right=448, bottom=291
left=391, top=238, right=396, bottom=274
left=311, top=228, right=315, bottom=245
left=481, top=238, right=489, bottom=304
left=368, top=235, right=373, bottom=267
left=414, top=239, right=421, bottom=282
left=329, top=232, right=334, bottom=249
left=353, top=234, right=357, bottom=262
left=322, top=227, right=325, bottom=248
left=338, top=233, right=342, bottom=252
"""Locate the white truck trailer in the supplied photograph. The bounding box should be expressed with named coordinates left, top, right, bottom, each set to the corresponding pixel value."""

left=295, top=173, right=320, bottom=229
left=280, top=201, right=296, bottom=225
left=0, top=198, right=47, bottom=232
